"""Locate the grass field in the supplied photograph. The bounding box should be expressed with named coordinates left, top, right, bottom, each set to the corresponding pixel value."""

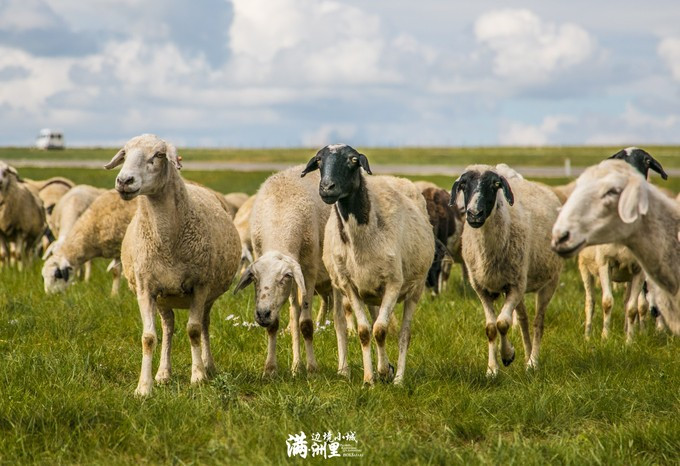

left=1, top=167, right=680, bottom=464
left=3, top=145, right=680, bottom=169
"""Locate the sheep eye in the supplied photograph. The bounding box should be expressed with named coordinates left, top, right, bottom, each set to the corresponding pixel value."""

left=603, top=188, right=621, bottom=198
left=351, top=156, right=358, bottom=164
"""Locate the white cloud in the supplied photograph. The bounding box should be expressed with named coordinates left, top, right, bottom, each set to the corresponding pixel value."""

left=475, top=9, right=595, bottom=83
left=658, top=37, right=680, bottom=81
left=301, top=124, right=358, bottom=147
left=499, top=115, right=575, bottom=146
left=0, top=0, right=61, bottom=31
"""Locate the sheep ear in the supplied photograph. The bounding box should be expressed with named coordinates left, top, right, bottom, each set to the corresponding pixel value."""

left=42, top=242, right=56, bottom=260
left=609, top=150, right=626, bottom=160
left=300, top=155, right=320, bottom=177
left=618, top=177, right=648, bottom=223
left=499, top=175, right=514, bottom=206
left=647, top=156, right=668, bottom=180
left=289, top=259, right=307, bottom=304
left=7, top=165, right=18, bottom=177
left=104, top=149, right=125, bottom=170
left=358, top=153, right=372, bottom=175
left=450, top=175, right=464, bottom=207
left=166, top=143, right=182, bottom=170
left=233, top=266, right=254, bottom=294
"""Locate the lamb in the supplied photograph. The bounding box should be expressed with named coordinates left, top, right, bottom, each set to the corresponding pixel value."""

left=105, top=134, right=240, bottom=397
left=233, top=166, right=332, bottom=375
left=552, top=159, right=680, bottom=335
left=233, top=194, right=256, bottom=271
left=0, top=162, right=46, bottom=268
left=451, top=164, right=562, bottom=376
left=223, top=192, right=250, bottom=218
left=41, top=189, right=138, bottom=295
left=575, top=148, right=669, bottom=341
left=301, top=144, right=434, bottom=385
left=420, top=186, right=463, bottom=294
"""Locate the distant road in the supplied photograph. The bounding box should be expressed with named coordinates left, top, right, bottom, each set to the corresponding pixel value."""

left=6, top=158, right=680, bottom=178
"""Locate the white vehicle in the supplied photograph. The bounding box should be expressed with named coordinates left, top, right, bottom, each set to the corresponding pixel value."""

left=36, top=129, right=65, bottom=150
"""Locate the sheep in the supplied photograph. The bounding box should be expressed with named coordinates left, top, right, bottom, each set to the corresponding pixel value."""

left=575, top=148, right=670, bottom=341
left=105, top=134, right=240, bottom=397
left=301, top=144, right=434, bottom=385
left=43, top=185, right=105, bottom=280
left=420, top=186, right=463, bottom=294
left=41, top=189, right=138, bottom=295
left=550, top=181, right=576, bottom=205
left=451, top=164, right=562, bottom=376
left=552, top=159, right=680, bottom=335
left=223, top=192, right=250, bottom=218
left=233, top=166, right=331, bottom=376
left=233, top=194, right=256, bottom=271
left=24, top=176, right=74, bottom=219
left=0, top=162, right=45, bottom=268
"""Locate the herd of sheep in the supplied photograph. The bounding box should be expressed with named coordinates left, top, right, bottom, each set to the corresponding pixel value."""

left=1, top=134, right=678, bottom=397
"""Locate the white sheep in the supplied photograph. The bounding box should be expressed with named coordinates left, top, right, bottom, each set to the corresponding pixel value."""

left=301, top=144, right=434, bottom=385
left=41, top=189, right=138, bottom=295
left=233, top=166, right=331, bottom=375
left=451, top=164, right=562, bottom=376
left=552, top=159, right=680, bottom=335
left=223, top=192, right=250, bottom=218
left=0, top=162, right=45, bottom=268
left=105, top=134, right=240, bottom=397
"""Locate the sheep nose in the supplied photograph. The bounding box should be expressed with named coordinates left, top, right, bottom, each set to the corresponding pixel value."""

left=320, top=180, right=336, bottom=192
left=553, top=230, right=570, bottom=245
left=116, top=175, right=135, bottom=187
left=255, top=309, right=272, bottom=325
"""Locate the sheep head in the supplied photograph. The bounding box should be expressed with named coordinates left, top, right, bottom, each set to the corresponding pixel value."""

left=552, top=159, right=648, bottom=258
left=609, top=147, right=668, bottom=180
left=301, top=144, right=371, bottom=205
left=105, top=134, right=181, bottom=200
left=42, top=255, right=74, bottom=294
left=233, top=251, right=306, bottom=329
left=450, top=167, right=513, bottom=229
left=0, top=162, right=19, bottom=197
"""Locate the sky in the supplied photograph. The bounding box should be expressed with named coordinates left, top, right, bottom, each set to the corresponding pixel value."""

left=1, top=0, right=680, bottom=148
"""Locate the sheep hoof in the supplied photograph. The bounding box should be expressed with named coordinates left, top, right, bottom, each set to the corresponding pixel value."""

left=486, top=367, right=498, bottom=378
left=393, top=375, right=404, bottom=386
left=134, top=383, right=152, bottom=398
left=337, top=366, right=350, bottom=378
left=502, top=350, right=515, bottom=367
left=306, top=362, right=319, bottom=374
left=204, top=363, right=217, bottom=378
left=378, top=363, right=395, bottom=382
left=154, top=370, right=171, bottom=384
left=262, top=366, right=277, bottom=378
left=526, top=358, right=538, bottom=371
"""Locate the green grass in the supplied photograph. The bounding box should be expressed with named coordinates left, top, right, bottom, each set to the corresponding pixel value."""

left=4, top=145, right=680, bottom=168
left=1, top=169, right=679, bottom=464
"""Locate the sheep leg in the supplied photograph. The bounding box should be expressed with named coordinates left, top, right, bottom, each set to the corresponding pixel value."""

left=344, top=297, right=356, bottom=336
left=201, top=303, right=216, bottom=376
left=373, top=285, right=401, bottom=381
left=263, top=318, right=279, bottom=376
left=83, top=260, right=92, bottom=282
left=514, top=300, right=532, bottom=362
left=300, top=282, right=318, bottom=373
left=288, top=294, right=302, bottom=375
left=622, top=281, right=632, bottom=335
left=598, top=265, right=614, bottom=339
left=637, top=288, right=649, bottom=332
left=579, top=259, right=595, bottom=340
left=394, top=293, right=419, bottom=385
left=315, top=294, right=329, bottom=328
left=110, top=262, right=121, bottom=296
left=496, top=289, right=523, bottom=368
left=15, top=238, right=24, bottom=271
left=347, top=290, right=374, bottom=385
left=135, top=290, right=157, bottom=397
left=187, top=290, right=208, bottom=385
left=332, top=287, right=349, bottom=378
left=155, top=306, right=174, bottom=384
left=529, top=276, right=559, bottom=370
left=624, top=274, right=644, bottom=344
left=477, top=291, right=500, bottom=377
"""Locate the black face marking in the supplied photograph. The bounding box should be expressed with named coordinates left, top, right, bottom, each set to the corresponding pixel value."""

left=302, top=145, right=372, bottom=225
left=609, top=148, right=668, bottom=180
left=451, top=170, right=513, bottom=228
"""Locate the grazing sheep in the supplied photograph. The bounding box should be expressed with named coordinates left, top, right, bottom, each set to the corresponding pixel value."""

left=41, top=189, right=138, bottom=295
left=301, top=144, right=434, bottom=384
left=24, top=177, right=74, bottom=217
left=552, top=159, right=680, bottom=335
left=451, top=164, right=562, bottom=376
left=223, top=192, right=250, bottom=218
left=233, top=166, right=331, bottom=375
left=106, top=134, right=240, bottom=397
left=233, top=194, right=256, bottom=271
left=575, top=148, right=669, bottom=342
left=0, top=162, right=45, bottom=268
left=421, top=186, right=463, bottom=294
